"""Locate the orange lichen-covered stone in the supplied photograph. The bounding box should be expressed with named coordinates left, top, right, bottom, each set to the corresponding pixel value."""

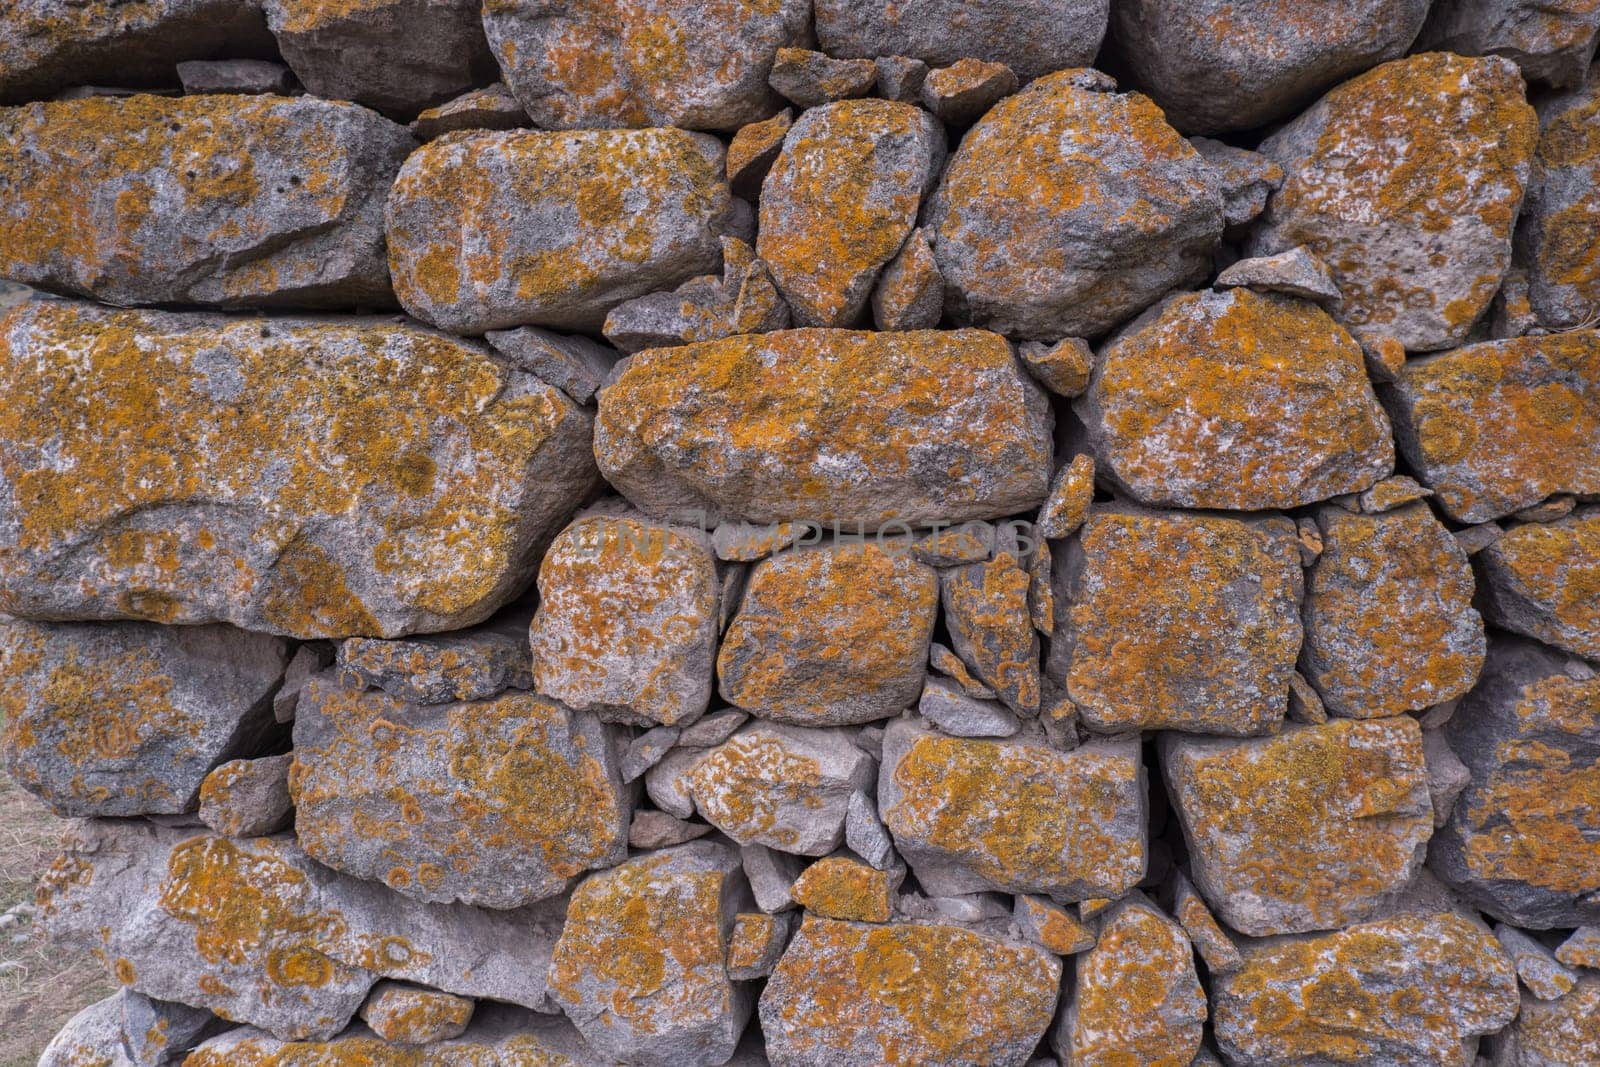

left=758, top=99, right=944, bottom=327
left=1055, top=894, right=1206, bottom=1067
left=529, top=510, right=720, bottom=727
left=1301, top=502, right=1485, bottom=718
left=1418, top=0, right=1600, bottom=88
left=1433, top=636, right=1600, bottom=928
left=0, top=0, right=273, bottom=104
left=1078, top=289, right=1394, bottom=509
left=0, top=94, right=411, bottom=309
left=199, top=754, right=296, bottom=838
left=719, top=540, right=938, bottom=726
left=1162, top=717, right=1434, bottom=936
left=291, top=678, right=628, bottom=908
left=1478, top=507, right=1600, bottom=660
left=1212, top=910, right=1519, bottom=1065
left=547, top=842, right=752, bottom=1066
left=359, top=982, right=473, bottom=1045
left=926, top=69, right=1223, bottom=340
left=940, top=552, right=1040, bottom=714
left=0, top=299, right=598, bottom=639
left=482, top=0, right=809, bottom=131
left=1049, top=506, right=1303, bottom=736
left=880, top=719, right=1146, bottom=899
left=1383, top=331, right=1600, bottom=522
left=336, top=617, right=534, bottom=707
left=789, top=855, right=895, bottom=922
left=1251, top=52, right=1538, bottom=352
left=595, top=328, right=1053, bottom=529
left=1493, top=975, right=1600, bottom=1064
left=1517, top=73, right=1600, bottom=331
left=386, top=127, right=735, bottom=334
left=759, top=916, right=1061, bottom=1067
left=0, top=618, right=288, bottom=818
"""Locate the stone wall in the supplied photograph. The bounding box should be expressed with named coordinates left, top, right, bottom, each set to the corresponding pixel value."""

left=3, top=1, right=1599, bottom=1065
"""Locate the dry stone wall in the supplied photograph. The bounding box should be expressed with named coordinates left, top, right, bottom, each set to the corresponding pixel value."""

left=2, top=2, right=1599, bottom=1065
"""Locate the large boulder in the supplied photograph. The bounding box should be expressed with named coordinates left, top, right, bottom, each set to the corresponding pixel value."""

left=291, top=678, right=629, bottom=909
left=718, top=541, right=939, bottom=726
left=760, top=916, right=1061, bottom=1067
left=1477, top=507, right=1600, bottom=660
left=813, top=0, right=1108, bottom=82
left=1049, top=506, right=1304, bottom=737
left=263, top=0, right=498, bottom=116
left=0, top=0, right=274, bottom=103
left=0, top=619, right=288, bottom=817
left=1105, top=0, right=1430, bottom=134
left=1516, top=72, right=1600, bottom=331
left=547, top=842, right=753, bottom=1066
left=927, top=70, right=1222, bottom=340
left=880, top=719, right=1147, bottom=899
left=757, top=99, right=945, bottom=327
left=482, top=0, right=810, bottom=131
left=1432, top=637, right=1600, bottom=929
left=1418, top=0, right=1600, bottom=89
left=1251, top=52, right=1538, bottom=352
left=386, top=128, right=736, bottom=334
left=1076, top=289, right=1394, bottom=510
left=0, top=94, right=412, bottom=309
left=1382, top=332, right=1600, bottom=522
left=594, top=328, right=1053, bottom=529
left=1162, top=717, right=1434, bottom=936
left=0, top=299, right=598, bottom=637
left=1301, top=502, right=1485, bottom=718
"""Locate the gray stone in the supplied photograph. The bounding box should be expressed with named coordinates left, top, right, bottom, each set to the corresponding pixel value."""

left=386, top=128, right=737, bottom=333
left=1419, top=0, right=1600, bottom=88
left=0, top=0, right=274, bottom=103
left=603, top=237, right=789, bottom=352
left=727, top=912, right=794, bottom=980
left=919, top=679, right=1020, bottom=738
left=621, top=726, right=681, bottom=783
left=1517, top=74, right=1600, bottom=331
left=1556, top=926, right=1600, bottom=970
left=880, top=719, right=1147, bottom=899
left=844, top=789, right=896, bottom=871
left=1191, top=137, right=1285, bottom=231
left=1172, top=870, right=1243, bottom=975
left=1433, top=636, right=1600, bottom=929
left=1478, top=507, right=1600, bottom=661
left=1018, top=337, right=1094, bottom=398
left=629, top=809, right=712, bottom=850
left=410, top=82, right=528, bottom=141
left=547, top=842, right=753, bottom=1067
left=1496, top=924, right=1581, bottom=1000
left=874, top=55, right=929, bottom=102
left=644, top=747, right=702, bottom=820
left=1487, top=975, right=1600, bottom=1065
left=38, top=994, right=135, bottom=1067
left=274, top=644, right=335, bottom=724
left=485, top=327, right=619, bottom=404
left=483, top=0, right=809, bottom=130
left=1013, top=893, right=1097, bottom=955
left=0, top=619, right=288, bottom=817
left=726, top=110, right=792, bottom=199
left=678, top=709, right=749, bottom=748
left=0, top=94, right=412, bottom=309
left=1250, top=52, right=1538, bottom=352
left=872, top=228, right=944, bottom=332
left=0, top=301, right=599, bottom=638
left=758, top=100, right=944, bottom=328
left=941, top=553, right=1040, bottom=715
left=360, top=982, right=474, bottom=1044
left=336, top=615, right=534, bottom=706
left=927, top=71, right=1223, bottom=340
left=1215, top=246, right=1340, bottom=301
left=1423, top=727, right=1473, bottom=830
left=264, top=0, right=495, bottom=116
left=920, top=58, right=1019, bottom=126
left=1106, top=0, right=1430, bottom=134
left=120, top=988, right=224, bottom=1067
left=814, top=0, right=1109, bottom=82
left=767, top=48, right=877, bottom=108
left=741, top=843, right=805, bottom=913
left=198, top=753, right=295, bottom=838
left=176, top=58, right=294, bottom=94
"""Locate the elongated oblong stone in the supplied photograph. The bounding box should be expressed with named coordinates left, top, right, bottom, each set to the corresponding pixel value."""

left=0, top=94, right=413, bottom=309
left=0, top=299, right=599, bottom=638
left=595, top=328, right=1053, bottom=529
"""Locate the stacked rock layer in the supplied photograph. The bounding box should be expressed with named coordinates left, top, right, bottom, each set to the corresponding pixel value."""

left=3, top=2, right=1600, bottom=1065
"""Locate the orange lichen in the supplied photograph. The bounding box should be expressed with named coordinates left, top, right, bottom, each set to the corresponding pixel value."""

left=686, top=733, right=824, bottom=849
left=790, top=856, right=893, bottom=922
left=185, top=1030, right=579, bottom=1066
left=1480, top=509, right=1600, bottom=657
left=361, top=984, right=474, bottom=1043
left=1069, top=899, right=1205, bottom=1067
left=942, top=552, right=1039, bottom=712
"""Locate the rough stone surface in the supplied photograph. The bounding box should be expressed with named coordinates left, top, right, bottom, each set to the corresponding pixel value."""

left=410, top=83, right=528, bottom=140
left=767, top=48, right=877, bottom=108
left=789, top=855, right=896, bottom=922
left=1301, top=502, right=1486, bottom=718
left=926, top=70, right=1224, bottom=340
left=1556, top=926, right=1600, bottom=970
left=38, top=994, right=136, bottom=1067
left=1172, top=870, right=1243, bottom=975
left=0, top=618, right=288, bottom=817
left=1497, top=924, right=1580, bottom=1000
left=760, top=916, right=1061, bottom=1067
left=727, top=912, right=791, bottom=980
left=1212, top=910, right=1519, bottom=1065
left=199, top=754, right=295, bottom=838
left=1250, top=52, right=1538, bottom=352
left=1050, top=506, right=1303, bottom=736
left=920, top=58, right=1018, bottom=126
left=1383, top=332, right=1600, bottom=522
left=814, top=0, right=1109, bottom=82
left=0, top=0, right=274, bottom=103
left=919, top=678, right=1020, bottom=738
left=176, top=57, right=295, bottom=95
left=595, top=328, right=1053, bottom=529
left=1014, top=893, right=1097, bottom=955
left=0, top=94, right=412, bottom=309
left=547, top=842, right=752, bottom=1067
left=1215, top=246, right=1341, bottom=301
left=1517, top=75, right=1600, bottom=330
left=529, top=510, right=719, bottom=728
left=1055, top=894, right=1206, bottom=1067
left=1432, top=637, right=1600, bottom=929
left=1418, top=0, right=1600, bottom=88
left=1019, top=337, right=1094, bottom=397
left=872, top=228, right=944, bottom=332
left=686, top=722, right=875, bottom=856
left=1106, top=0, right=1430, bottom=134
left=337, top=616, right=534, bottom=707
left=263, top=0, right=496, bottom=116
left=1077, top=289, right=1394, bottom=510
left=386, top=127, right=735, bottom=333
left=1423, top=726, right=1473, bottom=829
left=360, top=981, right=475, bottom=1044
left=1192, top=137, right=1284, bottom=231
left=880, top=720, right=1146, bottom=899
left=0, top=299, right=599, bottom=638
left=941, top=552, right=1040, bottom=715
left=1162, top=717, right=1434, bottom=936
left=484, top=327, right=618, bottom=404
left=482, top=0, right=810, bottom=131
left=122, top=987, right=223, bottom=1066
left=1478, top=507, right=1600, bottom=660
left=1490, top=976, right=1600, bottom=1065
